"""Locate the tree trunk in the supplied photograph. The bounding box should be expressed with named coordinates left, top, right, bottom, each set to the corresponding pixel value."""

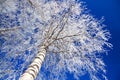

left=19, top=46, right=46, bottom=80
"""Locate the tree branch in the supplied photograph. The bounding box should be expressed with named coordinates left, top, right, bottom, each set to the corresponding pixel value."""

left=0, top=27, right=22, bottom=34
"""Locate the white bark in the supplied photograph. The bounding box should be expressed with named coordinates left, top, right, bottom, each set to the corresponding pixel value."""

left=19, top=46, right=46, bottom=80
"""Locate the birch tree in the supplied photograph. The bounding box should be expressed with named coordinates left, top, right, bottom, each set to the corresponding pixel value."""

left=0, top=0, right=112, bottom=80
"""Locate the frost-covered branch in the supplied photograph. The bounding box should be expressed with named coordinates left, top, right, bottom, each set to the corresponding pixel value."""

left=0, top=0, right=112, bottom=80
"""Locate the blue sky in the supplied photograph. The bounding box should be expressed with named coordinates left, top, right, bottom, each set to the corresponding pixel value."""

left=78, top=0, right=120, bottom=80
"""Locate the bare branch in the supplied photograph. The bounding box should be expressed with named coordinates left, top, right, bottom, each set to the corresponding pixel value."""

left=0, top=27, right=22, bottom=34
left=45, top=9, right=72, bottom=47
left=54, top=34, right=80, bottom=40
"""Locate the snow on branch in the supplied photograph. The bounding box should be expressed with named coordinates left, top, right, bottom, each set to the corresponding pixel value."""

left=0, top=0, right=112, bottom=80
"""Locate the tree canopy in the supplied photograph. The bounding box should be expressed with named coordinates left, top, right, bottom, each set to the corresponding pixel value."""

left=0, top=0, right=112, bottom=80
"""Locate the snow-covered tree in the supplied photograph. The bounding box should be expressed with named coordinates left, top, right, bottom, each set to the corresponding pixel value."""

left=0, top=0, right=112, bottom=80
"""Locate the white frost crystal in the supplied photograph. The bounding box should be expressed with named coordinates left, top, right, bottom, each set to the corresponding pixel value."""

left=0, top=0, right=111, bottom=80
